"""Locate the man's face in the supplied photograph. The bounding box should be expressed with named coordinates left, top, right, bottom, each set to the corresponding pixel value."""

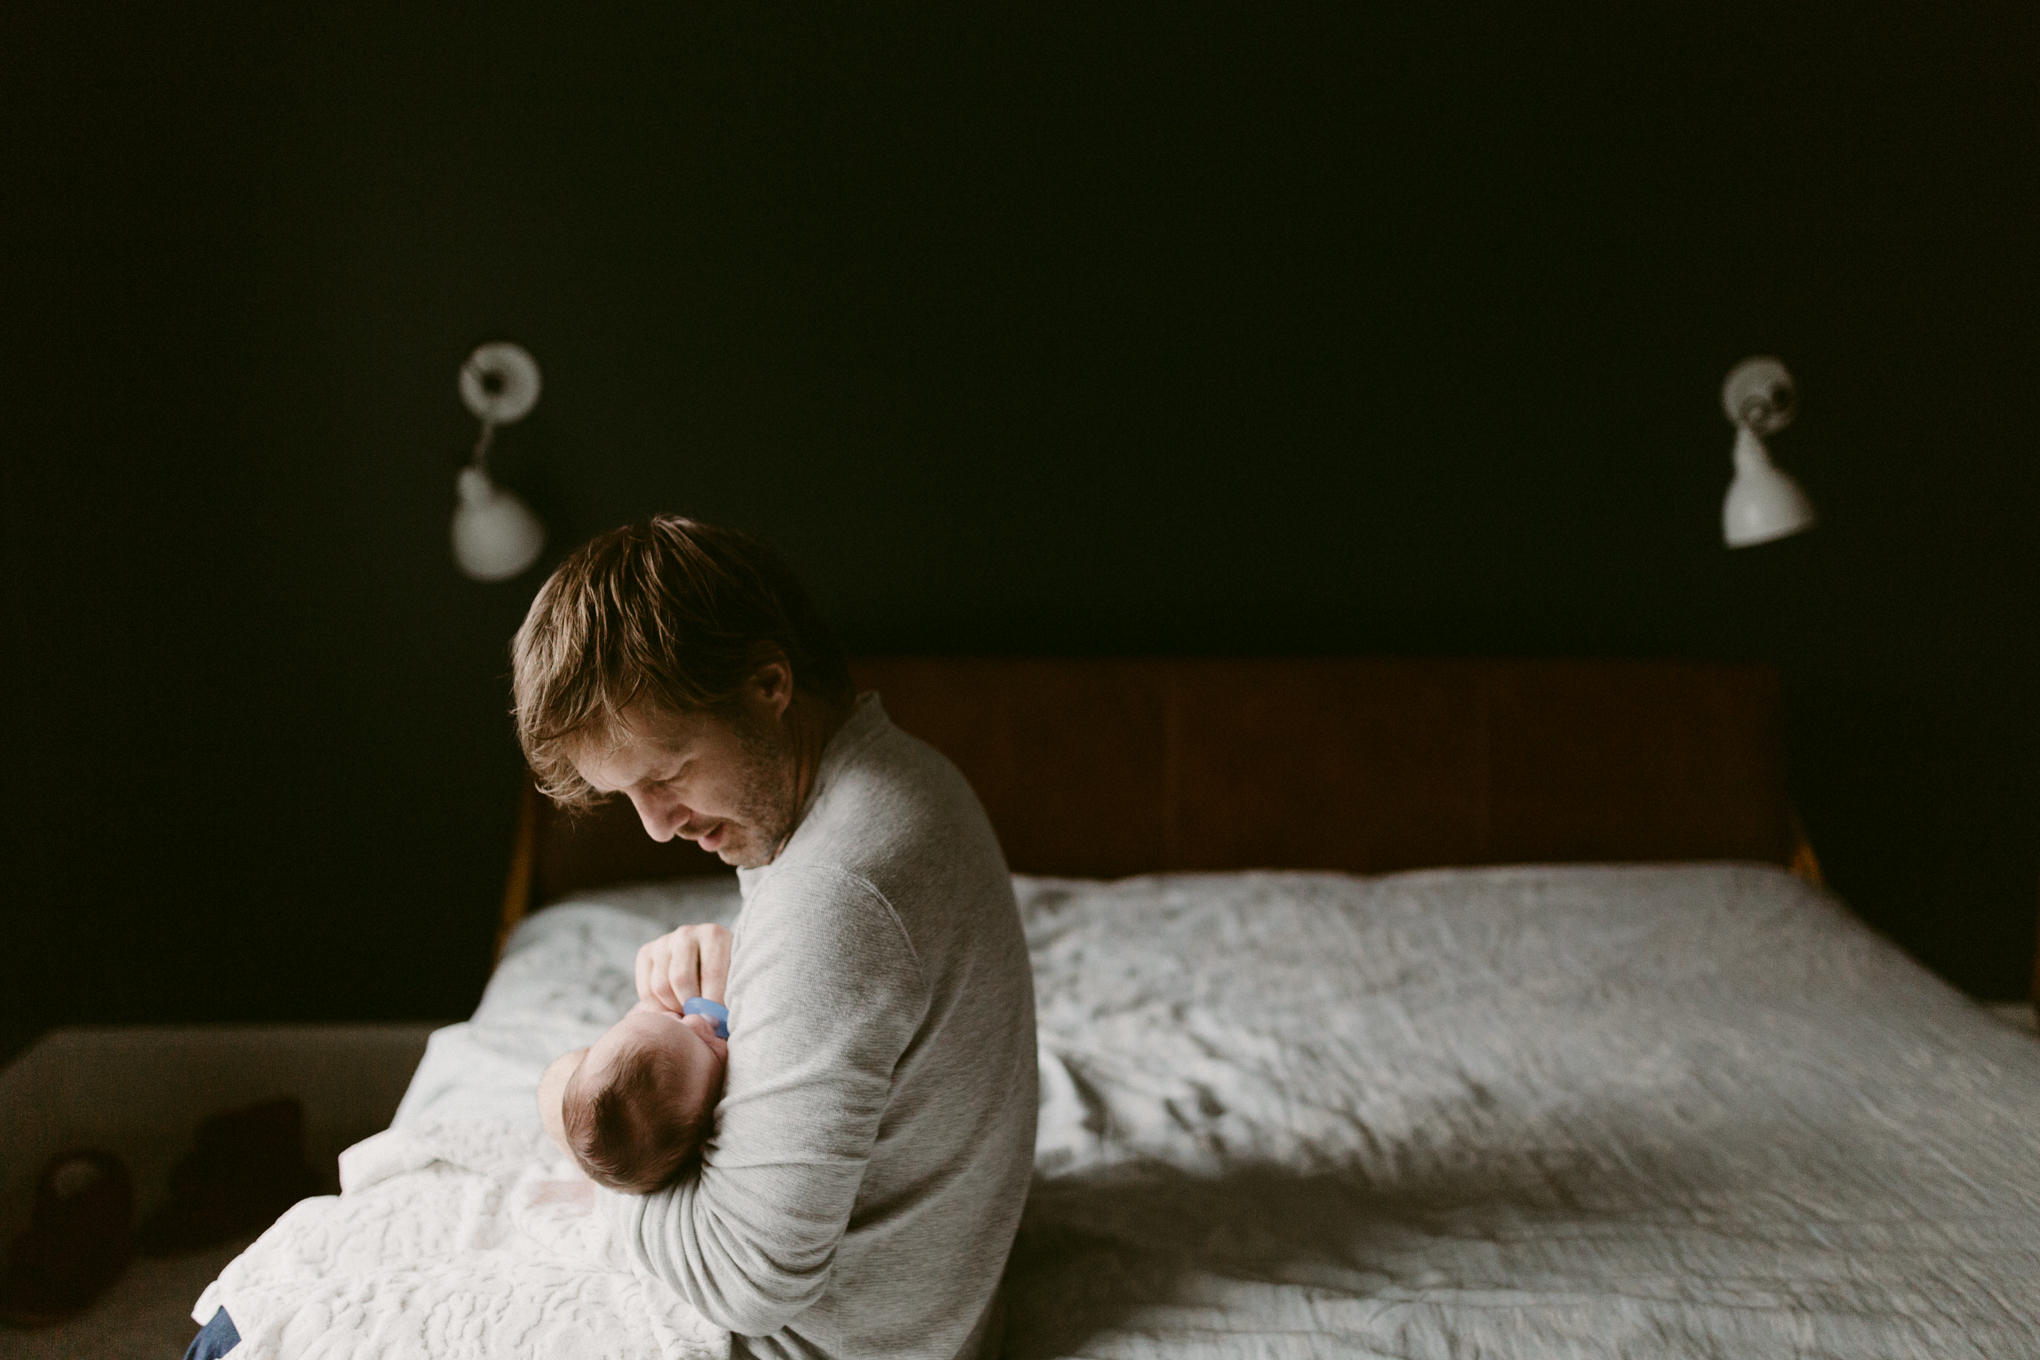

left=572, top=696, right=800, bottom=869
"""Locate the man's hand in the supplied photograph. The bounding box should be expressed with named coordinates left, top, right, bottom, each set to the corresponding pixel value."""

left=636, top=923, right=733, bottom=1013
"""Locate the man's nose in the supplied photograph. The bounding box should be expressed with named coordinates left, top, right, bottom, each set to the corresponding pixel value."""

left=627, top=790, right=690, bottom=843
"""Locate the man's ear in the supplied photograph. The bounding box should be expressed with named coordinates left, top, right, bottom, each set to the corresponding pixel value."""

left=747, top=653, right=795, bottom=720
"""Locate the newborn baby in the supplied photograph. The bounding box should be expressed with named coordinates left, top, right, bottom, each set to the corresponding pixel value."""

left=556, top=1000, right=729, bottom=1193
left=540, top=924, right=734, bottom=1194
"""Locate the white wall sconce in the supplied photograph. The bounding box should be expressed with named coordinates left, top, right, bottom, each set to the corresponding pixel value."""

left=451, top=342, right=547, bottom=581
left=1721, top=355, right=1817, bottom=549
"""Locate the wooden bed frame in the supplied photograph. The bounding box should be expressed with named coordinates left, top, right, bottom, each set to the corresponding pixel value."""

left=497, top=657, right=1818, bottom=954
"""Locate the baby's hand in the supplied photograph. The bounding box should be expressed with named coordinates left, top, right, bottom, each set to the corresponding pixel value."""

left=678, top=1011, right=730, bottom=1062
left=635, top=923, right=733, bottom=1013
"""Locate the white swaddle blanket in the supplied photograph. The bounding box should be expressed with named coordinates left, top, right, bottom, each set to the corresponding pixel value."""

left=191, top=1120, right=728, bottom=1360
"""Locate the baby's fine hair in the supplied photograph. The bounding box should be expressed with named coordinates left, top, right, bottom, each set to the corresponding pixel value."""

left=563, top=1038, right=711, bottom=1194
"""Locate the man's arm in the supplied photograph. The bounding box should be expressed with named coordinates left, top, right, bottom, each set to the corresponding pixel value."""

left=603, top=867, right=929, bottom=1336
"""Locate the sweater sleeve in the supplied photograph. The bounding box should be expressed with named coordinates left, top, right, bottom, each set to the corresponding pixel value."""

left=602, top=865, right=931, bottom=1336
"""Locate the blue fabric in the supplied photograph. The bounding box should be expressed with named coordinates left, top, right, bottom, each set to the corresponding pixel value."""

left=682, top=996, right=730, bottom=1038
left=184, top=1305, right=240, bottom=1359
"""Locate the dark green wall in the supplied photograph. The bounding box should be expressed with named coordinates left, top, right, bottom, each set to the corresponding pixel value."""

left=4, top=3, right=2035, bottom=1021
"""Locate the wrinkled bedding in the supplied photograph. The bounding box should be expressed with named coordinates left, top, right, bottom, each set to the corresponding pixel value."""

left=193, top=1120, right=727, bottom=1360
left=394, top=879, right=746, bottom=1131
left=344, top=866, right=2040, bottom=1356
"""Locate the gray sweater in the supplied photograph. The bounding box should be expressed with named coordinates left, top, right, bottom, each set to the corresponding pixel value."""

left=601, top=695, right=1038, bottom=1360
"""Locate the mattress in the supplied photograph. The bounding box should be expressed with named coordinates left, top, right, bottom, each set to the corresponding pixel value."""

left=396, top=864, right=2040, bottom=1358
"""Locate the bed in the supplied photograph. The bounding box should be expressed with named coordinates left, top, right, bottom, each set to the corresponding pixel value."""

left=212, top=659, right=2040, bottom=1358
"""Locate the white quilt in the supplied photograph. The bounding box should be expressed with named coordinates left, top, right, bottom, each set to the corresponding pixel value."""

left=191, top=1120, right=726, bottom=1360
left=222, top=864, right=2040, bottom=1358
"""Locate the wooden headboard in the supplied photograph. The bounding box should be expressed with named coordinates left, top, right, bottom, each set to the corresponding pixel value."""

left=498, top=657, right=1808, bottom=950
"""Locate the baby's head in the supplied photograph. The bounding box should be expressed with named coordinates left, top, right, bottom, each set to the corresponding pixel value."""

left=561, top=1003, right=728, bottom=1193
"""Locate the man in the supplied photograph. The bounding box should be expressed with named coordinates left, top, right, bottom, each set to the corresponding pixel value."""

left=518, top=516, right=1037, bottom=1360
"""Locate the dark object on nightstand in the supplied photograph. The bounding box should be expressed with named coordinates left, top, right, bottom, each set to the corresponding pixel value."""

left=0, top=1149, right=134, bottom=1328
left=136, top=1096, right=322, bottom=1256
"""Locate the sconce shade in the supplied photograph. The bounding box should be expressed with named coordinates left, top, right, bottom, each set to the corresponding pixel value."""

left=1723, top=426, right=1816, bottom=548
left=451, top=467, right=545, bottom=581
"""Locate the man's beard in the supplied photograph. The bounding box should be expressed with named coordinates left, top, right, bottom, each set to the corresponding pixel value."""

left=716, top=710, right=802, bottom=868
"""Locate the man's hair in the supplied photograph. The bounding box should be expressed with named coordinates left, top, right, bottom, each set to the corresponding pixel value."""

left=561, top=1039, right=712, bottom=1194
left=512, top=515, right=853, bottom=808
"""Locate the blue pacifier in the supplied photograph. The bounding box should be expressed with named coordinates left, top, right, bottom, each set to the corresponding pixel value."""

left=682, top=996, right=730, bottom=1039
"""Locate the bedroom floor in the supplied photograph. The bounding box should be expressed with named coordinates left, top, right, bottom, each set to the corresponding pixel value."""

left=0, top=1024, right=436, bottom=1360
left=0, top=1237, right=251, bottom=1360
